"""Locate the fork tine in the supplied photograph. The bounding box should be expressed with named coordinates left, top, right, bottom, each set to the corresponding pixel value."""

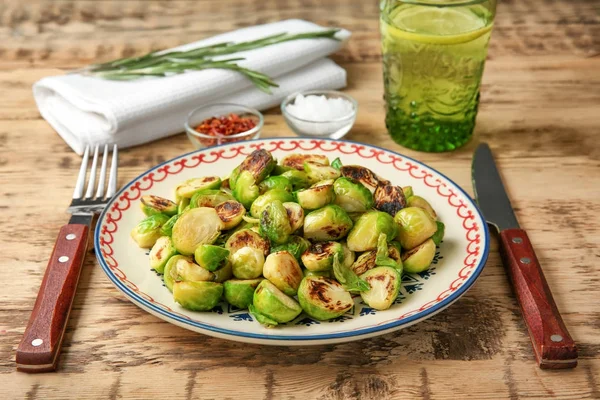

left=72, top=146, right=90, bottom=199
left=84, top=145, right=100, bottom=199
left=106, top=144, right=118, bottom=198
left=95, top=144, right=109, bottom=199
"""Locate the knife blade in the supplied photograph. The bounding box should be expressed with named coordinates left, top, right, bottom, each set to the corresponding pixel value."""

left=472, top=143, right=577, bottom=369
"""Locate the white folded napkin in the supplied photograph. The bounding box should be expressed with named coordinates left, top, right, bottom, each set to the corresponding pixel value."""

left=33, top=19, right=350, bottom=154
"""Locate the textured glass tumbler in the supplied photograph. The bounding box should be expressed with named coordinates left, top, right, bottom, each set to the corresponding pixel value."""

left=381, top=0, right=496, bottom=152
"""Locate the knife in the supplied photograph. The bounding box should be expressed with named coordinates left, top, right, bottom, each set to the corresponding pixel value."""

left=472, top=143, right=577, bottom=369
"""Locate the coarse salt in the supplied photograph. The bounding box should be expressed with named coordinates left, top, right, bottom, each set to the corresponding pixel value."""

left=286, top=94, right=354, bottom=121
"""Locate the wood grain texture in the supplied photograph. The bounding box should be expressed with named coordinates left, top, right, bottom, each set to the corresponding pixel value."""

left=0, top=0, right=599, bottom=398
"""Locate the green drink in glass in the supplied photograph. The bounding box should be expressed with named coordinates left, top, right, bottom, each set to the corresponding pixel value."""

left=380, top=0, right=496, bottom=152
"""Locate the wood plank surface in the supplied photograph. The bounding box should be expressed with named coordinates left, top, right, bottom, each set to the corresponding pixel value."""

left=0, top=0, right=599, bottom=398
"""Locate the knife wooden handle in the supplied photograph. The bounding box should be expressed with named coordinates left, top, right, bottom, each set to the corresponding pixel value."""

left=499, top=228, right=577, bottom=369
left=16, top=224, right=89, bottom=373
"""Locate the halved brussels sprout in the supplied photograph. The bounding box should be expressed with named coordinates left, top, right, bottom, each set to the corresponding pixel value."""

left=271, top=235, right=310, bottom=261
left=237, top=149, right=276, bottom=183
left=402, top=186, right=414, bottom=199
left=229, top=166, right=241, bottom=190
left=280, top=154, right=329, bottom=171
left=172, top=207, right=223, bottom=255
left=250, top=189, right=294, bottom=218
left=259, top=176, right=292, bottom=194
left=260, top=200, right=292, bottom=245
left=375, top=234, right=403, bottom=273
left=407, top=195, right=437, bottom=219
left=230, top=246, right=265, bottom=279
left=295, top=180, right=335, bottom=210
left=431, top=221, right=445, bottom=246
left=340, top=165, right=389, bottom=193
left=402, top=239, right=436, bottom=273
left=253, top=280, right=302, bottom=323
left=351, top=245, right=403, bottom=276
left=304, top=161, right=340, bottom=184
left=374, top=184, right=406, bottom=217
left=303, top=205, right=353, bottom=241
left=140, top=195, right=177, bottom=217
left=221, top=178, right=231, bottom=192
left=223, top=278, right=263, bottom=309
left=282, top=202, right=304, bottom=233
left=213, top=261, right=233, bottom=283
left=394, top=207, right=437, bottom=250
left=163, top=255, right=214, bottom=292
left=281, top=169, right=310, bottom=190
left=359, top=266, right=401, bottom=311
left=297, top=276, right=353, bottom=321
left=225, top=228, right=270, bottom=257
left=194, top=244, right=230, bottom=272
left=331, top=157, right=343, bottom=170
left=131, top=214, right=170, bottom=248
left=177, top=197, right=190, bottom=215
left=232, top=170, right=260, bottom=209
left=249, top=304, right=279, bottom=328
left=301, top=241, right=343, bottom=272
left=346, top=210, right=398, bottom=252
left=332, top=252, right=369, bottom=292
left=215, top=200, right=245, bottom=230
left=149, top=236, right=177, bottom=273
left=190, top=189, right=235, bottom=208
left=263, top=251, right=303, bottom=296
left=340, top=241, right=356, bottom=269
left=175, top=176, right=221, bottom=199
left=173, top=281, right=223, bottom=311
left=303, top=269, right=332, bottom=278
left=160, top=214, right=179, bottom=236
left=333, top=177, right=374, bottom=212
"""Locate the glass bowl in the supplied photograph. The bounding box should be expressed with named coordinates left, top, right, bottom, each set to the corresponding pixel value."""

left=281, top=90, right=358, bottom=139
left=185, top=103, right=263, bottom=149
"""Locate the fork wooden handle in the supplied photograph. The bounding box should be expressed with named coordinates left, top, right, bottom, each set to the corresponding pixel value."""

left=16, top=224, right=89, bottom=373
left=499, top=228, right=577, bottom=369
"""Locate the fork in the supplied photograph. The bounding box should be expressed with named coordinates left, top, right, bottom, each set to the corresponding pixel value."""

left=16, top=144, right=118, bottom=373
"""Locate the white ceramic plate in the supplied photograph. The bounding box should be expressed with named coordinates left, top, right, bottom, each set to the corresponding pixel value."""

left=95, top=138, right=489, bottom=345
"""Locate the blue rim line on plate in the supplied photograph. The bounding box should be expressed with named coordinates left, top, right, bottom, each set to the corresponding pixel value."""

left=94, top=137, right=490, bottom=341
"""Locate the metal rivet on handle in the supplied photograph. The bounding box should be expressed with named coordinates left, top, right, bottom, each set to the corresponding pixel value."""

left=520, top=257, right=531, bottom=264
left=58, top=256, right=69, bottom=263
left=32, top=338, right=43, bottom=346
left=551, top=334, right=563, bottom=343
left=512, top=237, right=523, bottom=244
left=66, top=234, right=76, bottom=240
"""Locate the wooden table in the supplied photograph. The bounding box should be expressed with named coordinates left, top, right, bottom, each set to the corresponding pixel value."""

left=1, top=0, right=599, bottom=398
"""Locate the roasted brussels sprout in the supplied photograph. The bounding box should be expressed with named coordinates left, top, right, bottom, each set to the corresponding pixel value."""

left=190, top=189, right=235, bottom=208
left=164, top=255, right=214, bottom=292
left=394, top=207, right=437, bottom=250
left=250, top=189, right=294, bottom=218
left=237, top=149, right=276, bottom=183
left=260, top=200, right=292, bottom=245
left=149, top=236, right=177, bottom=273
left=333, top=177, right=374, bottom=212
left=232, top=170, right=260, bottom=209
left=172, top=207, right=223, bottom=255
left=160, top=214, right=179, bottom=236
left=402, top=186, right=414, bottom=199
left=351, top=245, right=402, bottom=276
left=331, top=157, right=342, bottom=170
left=340, top=165, right=389, bottom=193
left=374, top=184, right=406, bottom=216
left=213, top=261, right=233, bottom=283
left=332, top=252, right=370, bottom=292
left=402, top=239, right=436, bottom=273
left=229, top=166, right=241, bottom=190
left=407, top=195, right=437, bottom=219
left=297, top=276, right=353, bottom=321
left=140, top=195, right=177, bottom=217
left=280, top=154, right=329, bottom=171
left=131, top=214, right=170, bottom=248
left=340, top=241, right=356, bottom=269
left=271, top=235, right=310, bottom=260
left=177, top=197, right=190, bottom=215
left=223, top=278, right=263, bottom=309
left=249, top=304, right=279, bottom=328
left=263, top=251, right=303, bottom=296
left=295, top=180, right=335, bottom=210
left=303, top=269, right=332, bottom=278
left=301, top=241, right=343, bottom=272
left=259, top=176, right=292, bottom=194
left=230, top=246, right=265, bottom=279
left=225, top=228, right=270, bottom=257
left=375, top=234, right=402, bottom=272
left=346, top=211, right=398, bottom=252
left=173, top=281, right=223, bottom=311
left=215, top=200, right=245, bottom=230
left=175, top=176, right=221, bottom=199
left=431, top=221, right=445, bottom=246
left=359, top=267, right=400, bottom=310
left=194, top=244, right=230, bottom=272
left=303, top=205, right=353, bottom=241
left=282, top=202, right=304, bottom=233
left=281, top=169, right=310, bottom=190
left=304, top=161, right=340, bottom=184
left=253, top=280, right=302, bottom=323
